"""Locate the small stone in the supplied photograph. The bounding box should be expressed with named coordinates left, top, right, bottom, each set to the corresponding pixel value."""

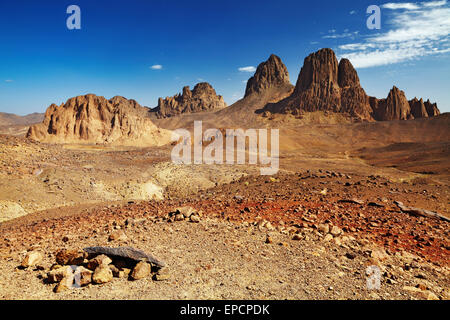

left=54, top=281, right=70, bottom=293
left=154, top=268, right=170, bottom=281
left=50, top=264, right=62, bottom=270
left=175, top=206, right=196, bottom=218
left=426, top=291, right=440, bottom=300
left=21, top=251, right=43, bottom=268
left=55, top=249, right=86, bottom=265
left=47, top=266, right=73, bottom=284
left=109, top=265, right=120, bottom=277
left=292, top=234, right=303, bottom=241
left=87, top=254, right=112, bottom=270
left=318, top=224, right=330, bottom=235
left=189, top=214, right=200, bottom=223
left=345, top=252, right=356, bottom=260
left=386, top=278, right=396, bottom=285
left=330, top=225, right=342, bottom=236
left=333, top=237, right=342, bottom=246
left=131, top=261, right=151, bottom=280
left=174, top=213, right=185, bottom=221
left=118, top=268, right=131, bottom=278
left=62, top=236, right=69, bottom=243
left=370, top=248, right=388, bottom=261
left=76, top=266, right=93, bottom=286
left=265, top=235, right=273, bottom=244
left=416, top=283, right=427, bottom=291
left=92, top=265, right=113, bottom=284
left=108, top=230, right=128, bottom=241
left=323, top=234, right=333, bottom=242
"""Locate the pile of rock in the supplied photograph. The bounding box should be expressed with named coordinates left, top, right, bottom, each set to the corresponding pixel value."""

left=166, top=206, right=202, bottom=223
left=21, top=246, right=168, bottom=293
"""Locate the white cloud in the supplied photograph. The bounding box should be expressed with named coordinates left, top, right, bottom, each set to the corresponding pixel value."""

left=5, top=80, right=13, bottom=83
left=422, top=0, right=447, bottom=7
left=150, top=64, right=163, bottom=70
left=238, top=66, right=256, bottom=72
left=338, top=2, right=450, bottom=68
left=323, top=31, right=359, bottom=39
left=381, top=2, right=420, bottom=10
left=349, top=10, right=357, bottom=15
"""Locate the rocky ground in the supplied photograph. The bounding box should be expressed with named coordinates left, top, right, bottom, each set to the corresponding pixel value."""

left=0, top=171, right=448, bottom=300
left=0, top=112, right=449, bottom=300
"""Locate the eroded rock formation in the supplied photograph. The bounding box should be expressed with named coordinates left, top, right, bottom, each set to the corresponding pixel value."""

left=262, top=48, right=440, bottom=122
left=155, top=82, right=226, bottom=118
left=245, top=54, right=291, bottom=97
left=27, top=94, right=172, bottom=146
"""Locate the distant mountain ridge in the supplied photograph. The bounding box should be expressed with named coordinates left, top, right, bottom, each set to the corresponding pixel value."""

left=0, top=112, right=44, bottom=127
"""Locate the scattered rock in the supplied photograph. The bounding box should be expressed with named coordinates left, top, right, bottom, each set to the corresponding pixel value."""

left=47, top=266, right=73, bottom=284
left=337, top=199, right=364, bottom=205
left=21, top=250, right=43, bottom=268
left=292, top=234, right=303, bottom=241
left=92, top=265, right=113, bottom=284
left=153, top=268, right=170, bottom=281
left=108, top=230, right=128, bottom=242
left=131, top=261, right=151, bottom=280
left=76, top=266, right=93, bottom=286
left=55, top=249, right=86, bottom=265
left=394, top=201, right=450, bottom=222
left=190, top=214, right=200, bottom=223
left=318, top=224, right=330, bottom=235
left=87, top=254, right=112, bottom=271
left=330, top=225, right=342, bottom=237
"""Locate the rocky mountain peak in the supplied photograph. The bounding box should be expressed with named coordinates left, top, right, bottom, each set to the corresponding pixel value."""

left=244, top=54, right=290, bottom=97
left=262, top=48, right=440, bottom=122
left=294, top=48, right=339, bottom=94
left=155, top=82, right=226, bottom=118
left=338, top=58, right=360, bottom=88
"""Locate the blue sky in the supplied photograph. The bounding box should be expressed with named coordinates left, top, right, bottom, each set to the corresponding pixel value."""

left=0, top=0, right=449, bottom=115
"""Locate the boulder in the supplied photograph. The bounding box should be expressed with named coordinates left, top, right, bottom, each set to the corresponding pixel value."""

left=55, top=249, right=86, bottom=265
left=21, top=251, right=43, bottom=268
left=87, top=254, right=112, bottom=271
left=92, top=265, right=113, bottom=284
left=131, top=261, right=151, bottom=280
left=47, top=265, right=74, bottom=284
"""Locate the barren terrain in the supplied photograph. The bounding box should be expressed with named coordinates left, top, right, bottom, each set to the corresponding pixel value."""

left=0, top=111, right=448, bottom=300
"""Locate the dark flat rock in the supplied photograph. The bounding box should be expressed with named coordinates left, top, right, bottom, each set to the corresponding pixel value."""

left=83, top=246, right=165, bottom=268
left=394, top=201, right=450, bottom=222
